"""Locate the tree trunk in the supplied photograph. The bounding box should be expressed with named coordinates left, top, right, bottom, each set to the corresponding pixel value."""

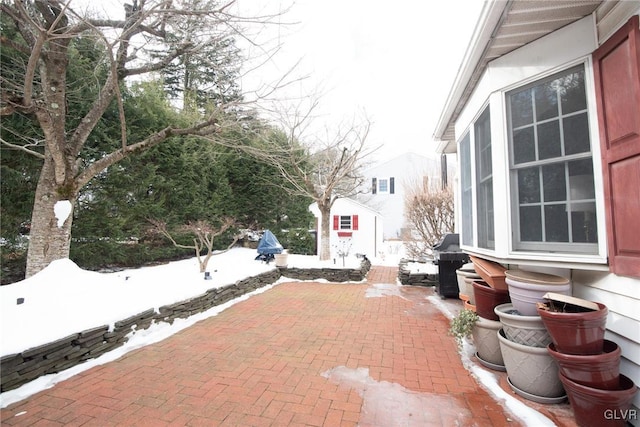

left=319, top=203, right=331, bottom=261
left=25, top=157, right=76, bottom=278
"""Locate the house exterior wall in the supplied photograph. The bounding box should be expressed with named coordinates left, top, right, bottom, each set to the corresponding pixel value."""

left=357, top=152, right=448, bottom=240
left=447, top=7, right=640, bottom=416
left=309, top=198, right=383, bottom=261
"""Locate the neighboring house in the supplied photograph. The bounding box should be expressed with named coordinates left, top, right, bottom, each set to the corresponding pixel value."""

left=357, top=152, right=453, bottom=240
left=309, top=198, right=383, bottom=261
left=434, top=1, right=640, bottom=419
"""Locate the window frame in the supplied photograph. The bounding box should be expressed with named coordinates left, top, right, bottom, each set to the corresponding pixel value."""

left=506, top=64, right=599, bottom=255
left=456, top=59, right=608, bottom=266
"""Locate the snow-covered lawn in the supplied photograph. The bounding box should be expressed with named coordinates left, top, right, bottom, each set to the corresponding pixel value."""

left=0, top=248, right=369, bottom=357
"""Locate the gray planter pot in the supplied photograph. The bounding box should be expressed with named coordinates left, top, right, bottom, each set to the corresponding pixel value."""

left=494, top=303, right=551, bottom=348
left=498, top=329, right=565, bottom=401
left=472, top=316, right=504, bottom=369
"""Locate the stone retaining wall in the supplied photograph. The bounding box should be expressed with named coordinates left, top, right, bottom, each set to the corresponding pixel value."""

left=397, top=259, right=438, bottom=286
left=1, top=262, right=370, bottom=393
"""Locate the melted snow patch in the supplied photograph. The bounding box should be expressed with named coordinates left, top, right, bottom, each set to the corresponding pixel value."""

left=365, top=283, right=406, bottom=299
left=322, top=366, right=473, bottom=426
left=53, top=200, right=72, bottom=228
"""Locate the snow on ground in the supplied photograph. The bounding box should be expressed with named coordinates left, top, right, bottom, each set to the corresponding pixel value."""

left=0, top=247, right=368, bottom=357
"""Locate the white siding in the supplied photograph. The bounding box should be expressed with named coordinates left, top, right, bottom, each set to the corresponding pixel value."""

left=358, top=152, right=448, bottom=239
left=310, top=198, right=383, bottom=261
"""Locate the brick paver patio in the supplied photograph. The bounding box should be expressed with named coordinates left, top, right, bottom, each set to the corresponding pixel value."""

left=1, top=266, right=577, bottom=426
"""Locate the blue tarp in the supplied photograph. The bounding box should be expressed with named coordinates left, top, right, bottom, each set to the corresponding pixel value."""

left=256, top=230, right=283, bottom=255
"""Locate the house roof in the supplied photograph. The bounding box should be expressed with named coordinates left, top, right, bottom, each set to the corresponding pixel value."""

left=308, top=197, right=383, bottom=217
left=433, top=0, right=604, bottom=153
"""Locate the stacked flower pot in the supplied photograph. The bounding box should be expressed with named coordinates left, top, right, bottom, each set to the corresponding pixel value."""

left=476, top=263, right=569, bottom=403
left=456, top=262, right=481, bottom=310
left=537, top=293, right=638, bottom=427
left=467, top=257, right=510, bottom=371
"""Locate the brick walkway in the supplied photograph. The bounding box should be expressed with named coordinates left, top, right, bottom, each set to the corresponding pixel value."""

left=1, top=266, right=576, bottom=426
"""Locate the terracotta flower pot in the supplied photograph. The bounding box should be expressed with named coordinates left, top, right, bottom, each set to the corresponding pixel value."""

left=537, top=302, right=608, bottom=355
left=497, top=329, right=565, bottom=400
left=494, top=303, right=550, bottom=348
left=559, top=372, right=638, bottom=427
left=472, top=280, right=510, bottom=321
left=548, top=340, right=621, bottom=390
left=505, top=270, right=571, bottom=316
left=470, top=256, right=507, bottom=290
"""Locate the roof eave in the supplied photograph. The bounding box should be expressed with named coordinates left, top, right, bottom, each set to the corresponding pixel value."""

left=432, top=1, right=511, bottom=153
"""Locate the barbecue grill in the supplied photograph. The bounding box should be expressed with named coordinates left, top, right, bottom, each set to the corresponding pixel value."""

left=432, top=233, right=469, bottom=298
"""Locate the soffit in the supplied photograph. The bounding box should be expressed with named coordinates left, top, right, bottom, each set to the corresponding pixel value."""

left=436, top=0, right=602, bottom=151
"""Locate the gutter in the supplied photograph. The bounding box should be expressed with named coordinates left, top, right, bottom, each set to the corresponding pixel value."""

left=433, top=0, right=511, bottom=153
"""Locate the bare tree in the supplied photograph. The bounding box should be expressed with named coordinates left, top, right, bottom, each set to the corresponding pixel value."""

left=236, top=101, right=377, bottom=260
left=148, top=217, right=238, bottom=273
left=402, top=179, right=454, bottom=260
left=0, top=0, right=286, bottom=277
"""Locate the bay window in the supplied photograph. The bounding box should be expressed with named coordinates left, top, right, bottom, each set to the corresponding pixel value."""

left=508, top=65, right=598, bottom=254
left=458, top=63, right=601, bottom=259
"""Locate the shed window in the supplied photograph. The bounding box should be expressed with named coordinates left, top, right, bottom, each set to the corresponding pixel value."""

left=333, top=215, right=359, bottom=230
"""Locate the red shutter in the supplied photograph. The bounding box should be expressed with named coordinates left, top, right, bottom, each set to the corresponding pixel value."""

left=352, top=215, right=359, bottom=230
left=592, top=15, right=640, bottom=278
left=333, top=215, right=339, bottom=230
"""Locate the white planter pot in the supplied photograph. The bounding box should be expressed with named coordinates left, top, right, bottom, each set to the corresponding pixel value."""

left=457, top=272, right=481, bottom=304
left=274, top=253, right=288, bottom=267
left=505, top=270, right=571, bottom=316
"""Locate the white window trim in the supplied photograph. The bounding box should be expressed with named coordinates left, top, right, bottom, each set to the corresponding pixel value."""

left=457, top=58, right=608, bottom=267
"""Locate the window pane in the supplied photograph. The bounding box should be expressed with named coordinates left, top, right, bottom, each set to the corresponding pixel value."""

left=520, top=206, right=542, bottom=241
left=571, top=205, right=598, bottom=243
left=475, top=107, right=494, bottom=249
left=535, top=82, right=559, bottom=121
left=510, top=90, right=533, bottom=127
left=340, top=216, right=351, bottom=229
left=569, top=159, right=595, bottom=200
left=508, top=64, right=597, bottom=253
left=545, top=204, right=569, bottom=242
left=460, top=134, right=474, bottom=246
left=513, top=127, right=535, bottom=164
left=542, top=163, right=566, bottom=202
left=518, top=167, right=540, bottom=203
left=538, top=120, right=561, bottom=160
left=564, top=113, right=590, bottom=155
left=378, top=179, right=388, bottom=192
left=560, top=70, right=586, bottom=114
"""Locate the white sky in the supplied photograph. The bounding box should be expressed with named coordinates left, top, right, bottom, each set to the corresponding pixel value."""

left=237, top=0, right=485, bottom=162
left=79, top=0, right=485, bottom=162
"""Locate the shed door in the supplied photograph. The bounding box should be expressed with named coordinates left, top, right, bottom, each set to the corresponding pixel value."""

left=592, top=16, right=640, bottom=278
